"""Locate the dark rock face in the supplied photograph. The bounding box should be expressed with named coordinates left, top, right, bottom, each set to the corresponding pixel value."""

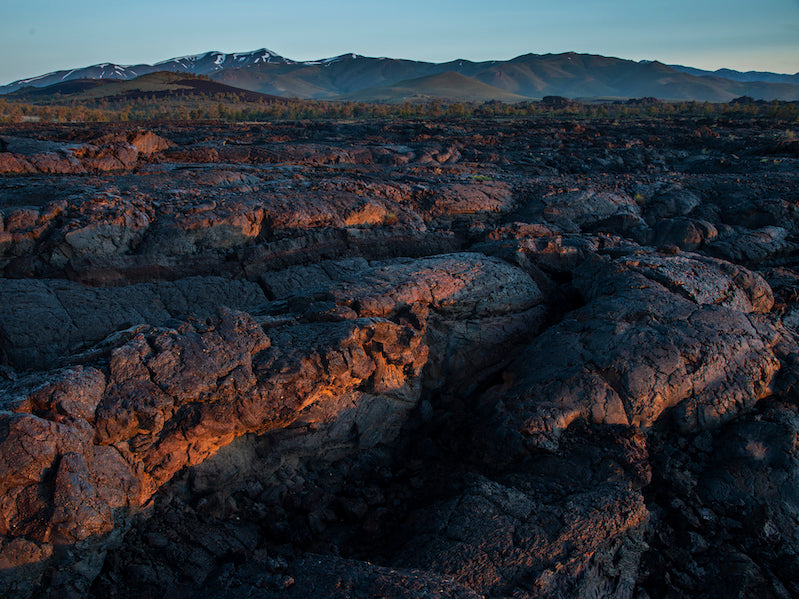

left=0, top=119, right=798, bottom=598
left=0, top=277, right=267, bottom=369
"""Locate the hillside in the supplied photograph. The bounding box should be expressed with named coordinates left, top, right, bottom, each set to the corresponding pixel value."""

left=213, top=54, right=446, bottom=99
left=202, top=52, right=799, bottom=102
left=340, top=71, right=529, bottom=102
left=7, top=71, right=283, bottom=103
left=669, top=63, right=799, bottom=85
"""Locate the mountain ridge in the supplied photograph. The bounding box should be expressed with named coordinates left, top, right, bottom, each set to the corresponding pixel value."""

left=1, top=48, right=296, bottom=92
left=667, top=63, right=799, bottom=85
left=3, top=49, right=798, bottom=102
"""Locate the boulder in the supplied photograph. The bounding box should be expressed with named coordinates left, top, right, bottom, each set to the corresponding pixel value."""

left=641, top=186, right=701, bottom=224
left=654, top=217, right=718, bottom=251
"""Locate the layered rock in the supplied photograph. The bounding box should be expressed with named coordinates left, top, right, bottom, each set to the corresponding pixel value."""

left=0, top=276, right=267, bottom=369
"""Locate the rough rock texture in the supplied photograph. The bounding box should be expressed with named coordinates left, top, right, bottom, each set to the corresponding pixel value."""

left=0, top=276, right=267, bottom=369
left=205, top=554, right=484, bottom=599
left=477, top=251, right=782, bottom=458
left=0, top=131, right=172, bottom=175
left=1, top=118, right=798, bottom=598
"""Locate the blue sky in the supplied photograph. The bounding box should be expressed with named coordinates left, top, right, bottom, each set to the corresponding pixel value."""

left=1, top=0, right=797, bottom=85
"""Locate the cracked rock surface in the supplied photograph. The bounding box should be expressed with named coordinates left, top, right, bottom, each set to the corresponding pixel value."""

left=1, top=117, right=798, bottom=598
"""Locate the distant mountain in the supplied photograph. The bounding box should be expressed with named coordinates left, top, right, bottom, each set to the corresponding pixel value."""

left=0, top=49, right=293, bottom=94
left=668, top=64, right=799, bottom=86
left=214, top=52, right=799, bottom=102
left=3, top=49, right=799, bottom=102
left=212, top=54, right=445, bottom=99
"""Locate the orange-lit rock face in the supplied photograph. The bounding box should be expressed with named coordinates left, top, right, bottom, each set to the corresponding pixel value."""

left=0, top=308, right=429, bottom=535
left=0, top=131, right=172, bottom=175
left=1, top=118, right=798, bottom=598
left=0, top=245, right=545, bottom=595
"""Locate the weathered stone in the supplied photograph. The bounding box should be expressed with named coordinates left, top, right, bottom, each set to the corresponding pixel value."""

left=654, top=217, right=718, bottom=250
left=479, top=253, right=781, bottom=454
left=61, top=194, right=152, bottom=258
left=429, top=182, right=514, bottom=218
left=0, top=118, right=797, bottom=599
left=642, top=186, right=701, bottom=224
left=396, top=429, right=650, bottom=599
left=706, top=225, right=794, bottom=263
left=0, top=276, right=267, bottom=369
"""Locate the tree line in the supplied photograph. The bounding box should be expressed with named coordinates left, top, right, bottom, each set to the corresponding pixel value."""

left=0, top=93, right=796, bottom=124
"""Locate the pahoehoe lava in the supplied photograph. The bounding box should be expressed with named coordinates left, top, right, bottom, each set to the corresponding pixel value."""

left=1, top=116, right=798, bottom=598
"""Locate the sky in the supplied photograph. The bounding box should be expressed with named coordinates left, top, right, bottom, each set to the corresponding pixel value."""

left=1, top=0, right=798, bottom=85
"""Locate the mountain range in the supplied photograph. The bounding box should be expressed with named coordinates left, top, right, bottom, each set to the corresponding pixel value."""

left=2, top=48, right=798, bottom=103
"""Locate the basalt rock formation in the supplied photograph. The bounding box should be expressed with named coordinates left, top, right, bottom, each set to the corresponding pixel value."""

left=0, top=117, right=798, bottom=598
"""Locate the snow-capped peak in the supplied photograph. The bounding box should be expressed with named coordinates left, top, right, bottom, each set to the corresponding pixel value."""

left=314, top=53, right=362, bottom=65
left=155, top=51, right=218, bottom=65
left=3, top=47, right=300, bottom=92
left=152, top=49, right=293, bottom=71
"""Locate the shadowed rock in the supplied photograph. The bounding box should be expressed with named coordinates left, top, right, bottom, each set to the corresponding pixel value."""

left=0, top=277, right=267, bottom=369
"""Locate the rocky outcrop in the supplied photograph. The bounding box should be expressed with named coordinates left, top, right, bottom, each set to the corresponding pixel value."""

left=0, top=248, right=547, bottom=596
left=706, top=225, right=795, bottom=264
left=522, top=188, right=641, bottom=231
left=0, top=308, right=428, bottom=594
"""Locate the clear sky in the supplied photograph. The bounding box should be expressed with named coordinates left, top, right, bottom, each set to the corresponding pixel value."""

left=1, top=0, right=798, bottom=85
